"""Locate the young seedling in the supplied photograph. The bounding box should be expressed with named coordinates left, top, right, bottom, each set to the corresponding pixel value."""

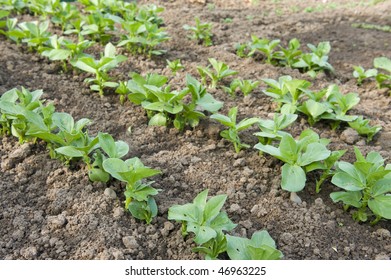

left=274, top=38, right=302, bottom=67
left=330, top=147, right=391, bottom=224
left=297, top=99, right=331, bottom=126
left=41, top=35, right=94, bottom=72
left=374, top=56, right=391, bottom=89
left=19, top=20, right=52, bottom=52
left=292, top=41, right=334, bottom=77
left=118, top=20, right=169, bottom=57
left=226, top=231, right=283, bottom=260
left=183, top=17, right=213, bottom=46
left=168, top=189, right=237, bottom=260
left=254, top=113, right=298, bottom=145
left=262, top=76, right=311, bottom=113
left=320, top=85, right=360, bottom=129
left=88, top=132, right=130, bottom=183
left=352, top=66, right=377, bottom=85
left=211, top=107, right=260, bottom=153
left=237, top=79, right=260, bottom=96
left=248, top=36, right=280, bottom=64
left=222, top=79, right=241, bottom=97
left=102, top=157, right=161, bottom=224
left=348, top=116, right=381, bottom=142
left=71, top=43, right=127, bottom=96
left=166, top=59, right=184, bottom=75
left=254, top=129, right=331, bottom=198
left=197, top=58, right=238, bottom=88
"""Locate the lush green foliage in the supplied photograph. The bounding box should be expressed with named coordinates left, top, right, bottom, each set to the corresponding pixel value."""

left=211, top=107, right=260, bottom=153
left=330, top=147, right=391, bottom=224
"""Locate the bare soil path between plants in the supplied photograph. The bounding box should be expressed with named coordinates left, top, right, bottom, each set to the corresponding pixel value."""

left=1, top=0, right=391, bottom=259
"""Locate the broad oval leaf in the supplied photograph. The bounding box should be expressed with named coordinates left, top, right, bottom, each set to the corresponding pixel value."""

left=281, top=163, right=306, bottom=192
left=55, top=146, right=84, bottom=158
left=298, top=142, right=331, bottom=166
left=368, top=195, right=391, bottom=219
left=330, top=191, right=362, bottom=208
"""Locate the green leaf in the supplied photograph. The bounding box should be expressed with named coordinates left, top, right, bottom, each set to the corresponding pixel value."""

left=210, top=113, right=233, bottom=128
left=374, top=57, right=391, bottom=73
left=148, top=113, right=167, bottom=126
left=55, top=146, right=84, bottom=158
left=372, top=178, right=391, bottom=196
left=208, top=212, right=237, bottom=232
left=98, top=132, right=117, bottom=158
left=298, top=142, right=331, bottom=166
left=254, top=143, right=282, bottom=159
left=188, top=223, right=217, bottom=245
left=226, top=234, right=251, bottom=260
left=236, top=117, right=260, bottom=132
left=88, top=168, right=110, bottom=183
left=331, top=170, right=365, bottom=191
left=279, top=134, right=297, bottom=164
left=197, top=93, right=223, bottom=112
left=52, top=112, right=74, bottom=132
left=368, top=195, right=391, bottom=219
left=330, top=191, right=362, bottom=208
left=168, top=203, right=199, bottom=223
left=204, top=194, right=227, bottom=222
left=102, top=158, right=129, bottom=182
left=281, top=163, right=306, bottom=192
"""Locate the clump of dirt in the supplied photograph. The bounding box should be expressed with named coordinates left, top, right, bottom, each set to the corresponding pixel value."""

left=1, top=0, right=391, bottom=260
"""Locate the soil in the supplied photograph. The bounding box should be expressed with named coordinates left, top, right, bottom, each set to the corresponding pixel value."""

left=1, top=0, right=391, bottom=260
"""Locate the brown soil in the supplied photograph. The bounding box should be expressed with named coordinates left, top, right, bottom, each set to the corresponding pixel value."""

left=1, top=0, right=391, bottom=260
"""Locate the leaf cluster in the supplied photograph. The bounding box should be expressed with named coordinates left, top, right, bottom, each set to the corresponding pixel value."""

left=330, top=147, right=391, bottom=224
left=211, top=107, right=260, bottom=153
left=236, top=37, right=334, bottom=77
left=168, top=189, right=283, bottom=260
left=120, top=73, right=224, bottom=130
left=183, top=17, right=213, bottom=47
left=197, top=58, right=238, bottom=89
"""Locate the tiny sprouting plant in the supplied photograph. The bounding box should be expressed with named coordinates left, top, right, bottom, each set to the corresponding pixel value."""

left=262, top=75, right=310, bottom=113
left=226, top=231, right=283, bottom=260
left=19, top=20, right=52, bottom=52
left=274, top=38, right=302, bottom=67
left=118, top=20, right=169, bottom=57
left=71, top=42, right=127, bottom=96
left=88, top=132, right=130, bottom=183
left=0, top=87, right=46, bottom=142
left=197, top=58, right=238, bottom=89
left=103, top=157, right=161, bottom=224
left=211, top=107, right=260, bottom=153
left=348, top=116, right=381, bottom=142
left=183, top=17, right=213, bottom=47
left=168, top=189, right=237, bottom=260
left=254, top=129, right=331, bottom=195
left=166, top=59, right=184, bottom=75
left=41, top=35, right=94, bottom=72
left=125, top=73, right=223, bottom=130
left=237, top=79, right=260, bottom=96
left=374, top=56, right=391, bottom=89
left=51, top=1, right=81, bottom=31
left=352, top=66, right=378, bottom=85
left=222, top=79, right=241, bottom=97
left=80, top=12, right=117, bottom=44
left=248, top=36, right=280, bottom=64
left=254, top=113, right=298, bottom=145
left=330, top=147, right=391, bottom=225
left=292, top=41, right=334, bottom=77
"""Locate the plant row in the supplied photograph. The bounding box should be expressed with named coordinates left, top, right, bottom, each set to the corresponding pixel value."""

left=0, top=86, right=284, bottom=260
